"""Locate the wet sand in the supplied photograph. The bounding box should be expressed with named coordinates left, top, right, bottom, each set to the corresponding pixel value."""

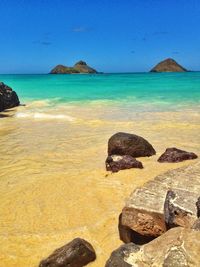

left=0, top=102, right=200, bottom=267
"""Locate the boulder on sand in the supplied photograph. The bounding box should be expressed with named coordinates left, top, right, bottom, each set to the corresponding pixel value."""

left=119, top=162, right=200, bottom=240
left=0, top=82, right=20, bottom=112
left=108, top=132, right=156, bottom=158
left=39, top=238, right=96, bottom=267
left=158, top=147, right=198, bottom=163
left=105, top=155, right=143, bottom=172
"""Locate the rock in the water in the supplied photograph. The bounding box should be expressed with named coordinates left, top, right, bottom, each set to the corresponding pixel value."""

left=50, top=61, right=98, bottom=74
left=150, top=58, right=187, bottom=72
left=105, top=243, right=140, bottom=267
left=158, top=147, right=198, bottom=163
left=164, top=189, right=198, bottom=229
left=50, top=64, right=79, bottom=74
left=105, top=155, right=143, bottom=172
left=39, top=238, right=96, bottom=267
left=73, top=61, right=97, bottom=73
left=106, top=227, right=200, bottom=266
left=108, top=132, right=156, bottom=158
left=0, top=82, right=20, bottom=112
left=120, top=162, right=200, bottom=239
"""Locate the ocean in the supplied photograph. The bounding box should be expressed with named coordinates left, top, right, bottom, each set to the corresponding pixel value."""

left=0, top=72, right=200, bottom=267
left=1, top=72, right=200, bottom=108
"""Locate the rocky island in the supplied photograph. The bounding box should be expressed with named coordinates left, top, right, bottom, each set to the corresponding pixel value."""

left=50, top=60, right=98, bottom=74
left=150, top=58, right=187, bottom=72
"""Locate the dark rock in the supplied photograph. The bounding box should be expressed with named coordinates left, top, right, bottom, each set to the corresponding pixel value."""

left=164, top=189, right=197, bottom=229
left=158, top=147, right=198, bottom=163
left=105, top=243, right=140, bottom=267
left=50, top=61, right=98, bottom=74
left=108, top=132, right=156, bottom=158
left=39, top=238, right=96, bottom=267
left=150, top=58, right=187, bottom=72
left=0, top=82, right=20, bottom=112
left=196, top=197, right=200, bottom=217
left=106, top=155, right=143, bottom=172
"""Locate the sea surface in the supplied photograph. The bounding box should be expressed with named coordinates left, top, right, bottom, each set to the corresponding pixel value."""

left=0, top=73, right=200, bottom=267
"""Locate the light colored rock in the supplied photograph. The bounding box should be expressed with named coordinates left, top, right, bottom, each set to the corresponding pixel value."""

left=106, top=227, right=200, bottom=266
left=120, top=162, right=200, bottom=238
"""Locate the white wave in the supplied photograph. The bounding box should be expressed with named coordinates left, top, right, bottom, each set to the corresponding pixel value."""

left=15, top=112, right=75, bottom=121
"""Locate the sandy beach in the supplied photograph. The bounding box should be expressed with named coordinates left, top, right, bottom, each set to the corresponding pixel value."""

left=0, top=102, right=199, bottom=267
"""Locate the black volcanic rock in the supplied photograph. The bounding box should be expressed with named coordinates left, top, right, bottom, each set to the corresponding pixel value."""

left=150, top=58, right=187, bottom=72
left=108, top=132, right=156, bottom=158
left=158, top=147, right=198, bottom=163
left=0, top=82, right=20, bottom=112
left=105, top=155, right=143, bottom=172
left=39, top=238, right=96, bottom=267
left=50, top=61, right=98, bottom=74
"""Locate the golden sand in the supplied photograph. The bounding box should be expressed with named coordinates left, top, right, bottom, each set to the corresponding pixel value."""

left=0, top=103, right=200, bottom=267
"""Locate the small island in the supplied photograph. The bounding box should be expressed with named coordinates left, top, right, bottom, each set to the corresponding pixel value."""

left=150, top=58, right=187, bottom=72
left=50, top=60, right=98, bottom=74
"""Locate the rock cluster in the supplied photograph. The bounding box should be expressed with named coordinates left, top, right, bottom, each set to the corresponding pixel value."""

left=150, top=58, right=187, bottom=72
left=106, top=133, right=198, bottom=172
left=0, top=82, right=20, bottom=111
left=50, top=61, right=98, bottom=74
left=106, top=132, right=155, bottom=172
left=106, top=162, right=200, bottom=266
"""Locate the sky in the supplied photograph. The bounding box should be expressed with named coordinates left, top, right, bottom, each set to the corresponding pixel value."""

left=0, top=0, right=200, bottom=73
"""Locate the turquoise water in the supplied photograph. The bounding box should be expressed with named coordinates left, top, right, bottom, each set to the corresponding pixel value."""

left=0, top=72, right=200, bottom=110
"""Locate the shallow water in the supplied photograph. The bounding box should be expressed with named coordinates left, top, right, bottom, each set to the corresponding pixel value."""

left=0, top=74, right=200, bottom=266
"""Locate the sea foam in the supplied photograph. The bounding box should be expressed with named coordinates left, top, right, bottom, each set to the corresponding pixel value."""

left=15, top=112, right=75, bottom=121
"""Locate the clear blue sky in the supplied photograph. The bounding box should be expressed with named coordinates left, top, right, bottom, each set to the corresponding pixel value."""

left=0, top=0, right=200, bottom=73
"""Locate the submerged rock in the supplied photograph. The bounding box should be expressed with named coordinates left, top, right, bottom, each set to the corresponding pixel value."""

left=119, top=162, right=200, bottom=239
left=106, top=227, right=200, bottom=266
left=150, top=58, right=187, bottom=72
left=106, top=155, right=143, bottom=172
left=0, top=82, right=20, bottom=112
left=50, top=61, right=98, bottom=74
left=39, top=238, right=96, bottom=267
left=158, top=147, right=198, bottom=163
left=108, top=132, right=156, bottom=158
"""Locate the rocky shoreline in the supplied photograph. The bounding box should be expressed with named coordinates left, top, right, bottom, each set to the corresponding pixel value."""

left=36, top=132, right=199, bottom=267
